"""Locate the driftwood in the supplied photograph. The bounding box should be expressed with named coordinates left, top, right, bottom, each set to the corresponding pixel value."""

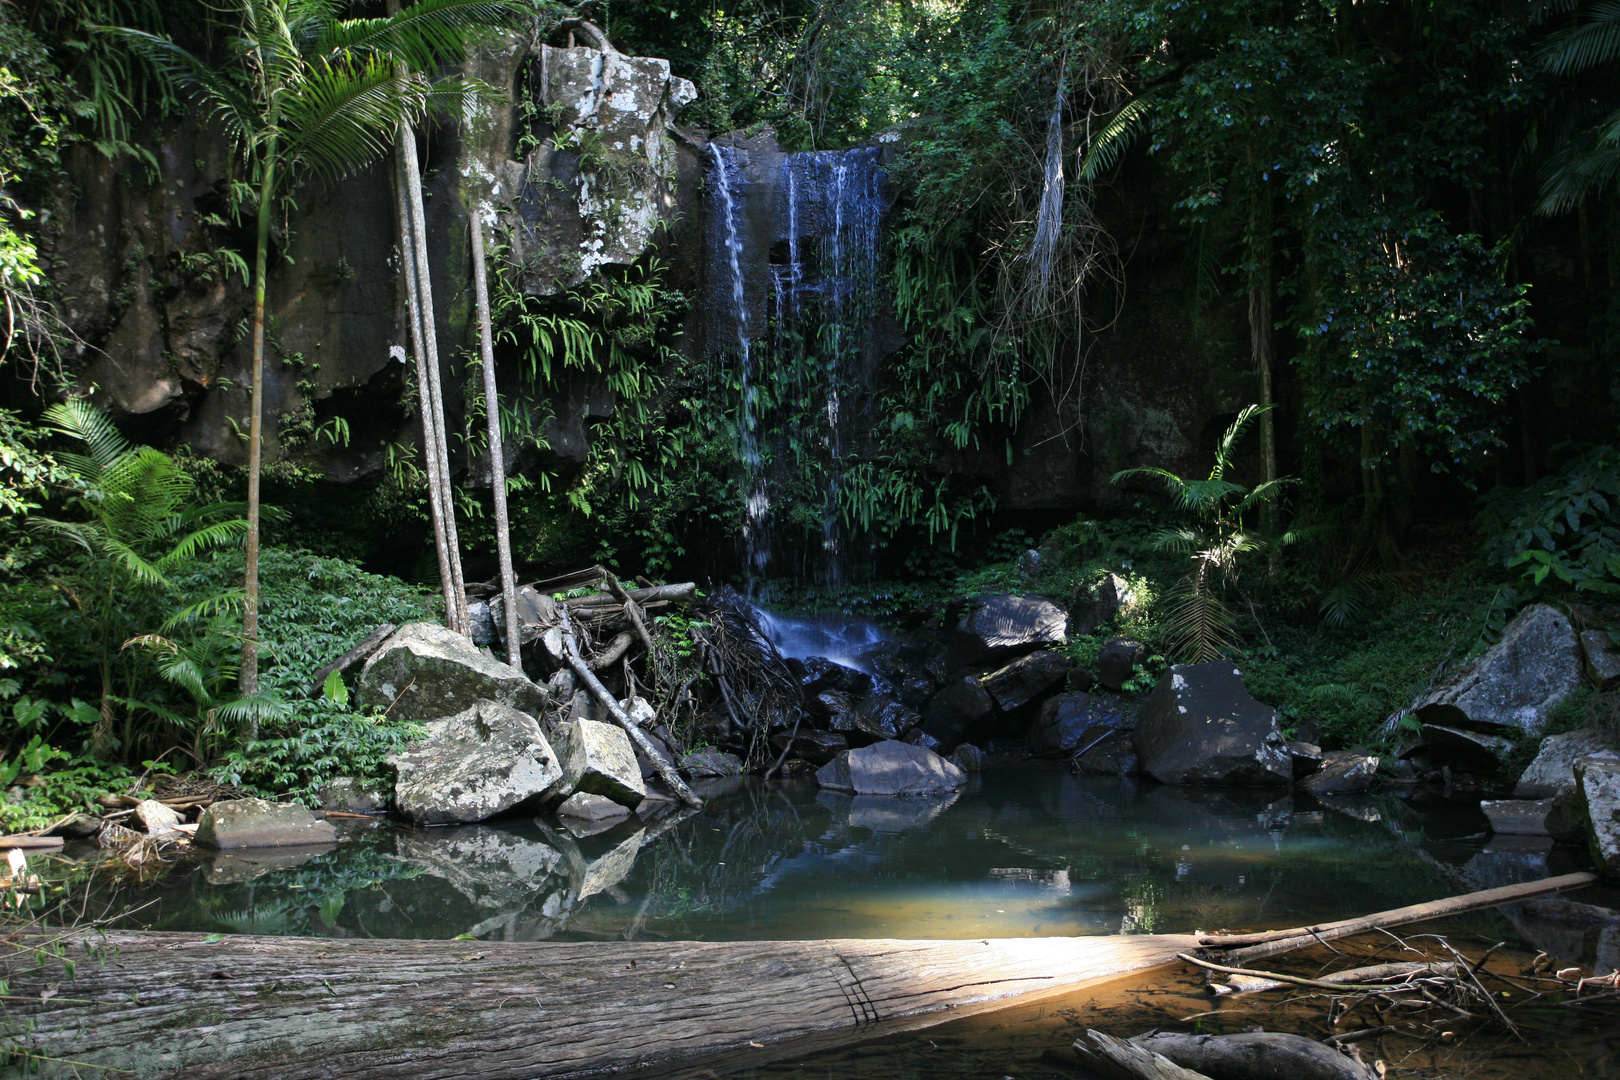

left=303, top=622, right=397, bottom=699
left=1073, top=1030, right=1212, bottom=1080
left=1201, top=958, right=1457, bottom=996
left=0, top=836, right=63, bottom=851
left=3, top=931, right=1203, bottom=1079
left=1134, top=1031, right=1378, bottom=1080
left=587, top=630, right=637, bottom=671
left=1199, top=871, right=1597, bottom=963
left=567, top=582, right=698, bottom=609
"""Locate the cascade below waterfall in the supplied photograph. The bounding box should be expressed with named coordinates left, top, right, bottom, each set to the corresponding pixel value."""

left=703, top=136, right=894, bottom=587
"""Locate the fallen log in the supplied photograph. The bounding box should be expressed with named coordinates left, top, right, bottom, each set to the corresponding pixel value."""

left=3, top=930, right=1204, bottom=1079
left=1199, top=871, right=1597, bottom=963
left=304, top=622, right=397, bottom=699
left=1134, top=1031, right=1378, bottom=1080
left=1201, top=958, right=1457, bottom=996
left=1073, top=1030, right=1211, bottom=1080
left=0, top=836, right=63, bottom=851
left=566, top=582, right=696, bottom=609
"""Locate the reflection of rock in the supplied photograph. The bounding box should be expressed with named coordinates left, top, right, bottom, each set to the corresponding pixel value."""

left=558, top=791, right=631, bottom=822
left=576, top=829, right=646, bottom=899
left=1413, top=604, right=1582, bottom=735
left=1313, top=793, right=1381, bottom=823
left=1459, top=835, right=1554, bottom=891
left=817, top=789, right=961, bottom=832
left=204, top=843, right=333, bottom=885
left=396, top=826, right=565, bottom=910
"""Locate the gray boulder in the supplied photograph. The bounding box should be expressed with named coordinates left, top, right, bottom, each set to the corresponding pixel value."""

left=564, top=718, right=646, bottom=806
left=195, top=798, right=338, bottom=850
left=920, top=676, right=995, bottom=748
left=390, top=700, right=565, bottom=825
left=681, top=751, right=743, bottom=778
left=1301, top=750, right=1380, bottom=795
left=1132, top=663, right=1290, bottom=786
left=816, top=739, right=967, bottom=796
left=134, top=799, right=183, bottom=837
left=1413, top=604, right=1582, bottom=734
left=980, top=650, right=1071, bottom=712
left=356, top=622, right=548, bottom=726
left=1576, top=755, right=1620, bottom=878
left=557, top=791, right=631, bottom=822
left=1066, top=572, right=1135, bottom=638
left=1583, top=629, right=1620, bottom=689
left=1031, top=692, right=1132, bottom=753
left=954, top=594, right=1067, bottom=667
left=1517, top=729, right=1613, bottom=797
left=1097, top=637, right=1150, bottom=692
left=1420, top=723, right=1514, bottom=771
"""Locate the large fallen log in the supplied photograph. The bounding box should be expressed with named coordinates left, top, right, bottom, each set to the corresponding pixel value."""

left=3, top=931, right=1203, bottom=1079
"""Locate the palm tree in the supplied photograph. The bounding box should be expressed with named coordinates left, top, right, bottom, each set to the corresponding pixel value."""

left=1533, top=0, right=1620, bottom=212
left=101, top=0, right=522, bottom=713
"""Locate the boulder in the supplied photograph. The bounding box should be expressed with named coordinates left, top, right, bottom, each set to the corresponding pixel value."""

left=557, top=791, right=631, bottom=822
left=1096, top=637, right=1150, bottom=692
left=681, top=751, right=743, bottom=778
left=949, top=743, right=984, bottom=772
left=1132, top=663, right=1291, bottom=786
left=315, top=776, right=389, bottom=815
left=815, top=740, right=968, bottom=796
left=356, top=622, right=548, bottom=726
left=1286, top=741, right=1324, bottom=779
left=920, top=676, right=995, bottom=748
left=953, top=594, right=1067, bottom=667
left=1413, top=603, right=1582, bottom=735
left=800, top=657, right=873, bottom=698
left=195, top=798, right=338, bottom=850
left=390, top=700, right=565, bottom=825
left=867, top=654, right=937, bottom=709
left=1068, top=727, right=1139, bottom=777
left=1482, top=798, right=1555, bottom=837
left=488, top=584, right=557, bottom=649
left=1576, top=755, right=1620, bottom=878
left=1067, top=573, right=1135, bottom=638
left=1301, top=750, right=1379, bottom=795
left=134, top=800, right=183, bottom=837
left=1420, top=723, right=1513, bottom=771
left=564, top=719, right=647, bottom=806
left=902, top=727, right=944, bottom=754
left=1030, top=692, right=1132, bottom=753
left=1583, top=629, right=1620, bottom=689
left=980, top=650, right=1072, bottom=712
left=772, top=729, right=849, bottom=765
left=836, top=695, right=923, bottom=741
left=1517, top=729, right=1615, bottom=798
left=467, top=599, right=494, bottom=648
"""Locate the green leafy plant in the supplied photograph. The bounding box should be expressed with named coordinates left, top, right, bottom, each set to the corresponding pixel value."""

left=1481, top=445, right=1620, bottom=594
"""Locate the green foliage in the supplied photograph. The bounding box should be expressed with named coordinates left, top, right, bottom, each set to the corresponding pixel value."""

left=1532, top=1, right=1620, bottom=212
left=1481, top=444, right=1620, bottom=593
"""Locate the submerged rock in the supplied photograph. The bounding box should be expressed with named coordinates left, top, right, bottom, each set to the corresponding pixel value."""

left=195, top=798, right=338, bottom=850
left=1132, top=663, right=1290, bottom=786
left=815, top=739, right=968, bottom=796
left=1413, top=603, right=1582, bottom=735
left=980, top=650, right=1071, bottom=712
left=564, top=718, right=646, bottom=806
left=557, top=791, right=632, bottom=822
left=356, top=622, right=548, bottom=726
left=390, top=699, right=565, bottom=825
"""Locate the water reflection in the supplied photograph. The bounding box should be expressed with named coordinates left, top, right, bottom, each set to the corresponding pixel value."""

left=103, top=764, right=1522, bottom=945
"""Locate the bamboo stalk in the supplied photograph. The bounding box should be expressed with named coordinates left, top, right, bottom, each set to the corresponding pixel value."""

left=469, top=216, right=520, bottom=667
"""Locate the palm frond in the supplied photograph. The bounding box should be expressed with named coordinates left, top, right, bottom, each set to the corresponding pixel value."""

left=1078, top=89, right=1160, bottom=182
left=1536, top=1, right=1620, bottom=74
left=155, top=520, right=251, bottom=574
left=162, top=589, right=246, bottom=632
left=92, top=25, right=258, bottom=150
left=282, top=63, right=428, bottom=180
left=1211, top=403, right=1272, bottom=481
left=1111, top=465, right=1190, bottom=497
left=1237, top=476, right=1295, bottom=513
left=319, top=0, right=524, bottom=72
left=1149, top=526, right=1204, bottom=553
left=1162, top=558, right=1236, bottom=663
left=43, top=400, right=128, bottom=476
left=1176, top=477, right=1248, bottom=512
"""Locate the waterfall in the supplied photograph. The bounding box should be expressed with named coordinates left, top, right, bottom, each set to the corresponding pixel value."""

left=706, top=140, right=887, bottom=586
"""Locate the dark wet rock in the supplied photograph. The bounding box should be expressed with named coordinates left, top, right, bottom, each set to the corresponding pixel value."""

left=1516, top=729, right=1614, bottom=798
left=772, top=729, right=849, bottom=766
left=1096, top=637, right=1150, bottom=693
left=777, top=757, right=817, bottom=777
left=391, top=699, right=565, bottom=825
left=1420, top=723, right=1513, bottom=771
left=45, top=813, right=103, bottom=838
left=864, top=648, right=937, bottom=709
left=557, top=791, right=632, bottom=822
left=564, top=718, right=646, bottom=806
left=843, top=695, right=923, bottom=741
left=630, top=724, right=680, bottom=782
left=357, top=622, right=548, bottom=726
left=949, top=743, right=984, bottom=772
left=1577, top=755, right=1620, bottom=878
left=1583, top=629, right=1620, bottom=689
left=952, top=594, right=1067, bottom=668
left=1067, top=573, right=1135, bottom=638
left=1133, top=663, right=1290, bottom=786
left=1413, top=603, right=1582, bottom=735
left=800, top=656, right=873, bottom=698
left=196, top=798, right=338, bottom=850
left=316, top=776, right=389, bottom=815
left=919, top=676, right=995, bottom=749
left=1301, top=750, right=1379, bottom=795
left=681, top=751, right=743, bottom=778
left=1030, top=692, right=1133, bottom=753
left=1482, top=798, right=1555, bottom=837
left=1286, top=741, right=1324, bottom=779
left=813, top=689, right=857, bottom=722
left=981, top=650, right=1072, bottom=712
left=903, top=727, right=944, bottom=754
left=1068, top=727, right=1139, bottom=777
left=815, top=739, right=967, bottom=796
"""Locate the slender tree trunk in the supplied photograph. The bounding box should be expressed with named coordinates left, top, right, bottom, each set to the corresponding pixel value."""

left=469, top=217, right=521, bottom=668
left=239, top=142, right=276, bottom=728
left=399, top=128, right=469, bottom=636
left=1247, top=189, right=1277, bottom=536
left=393, top=141, right=459, bottom=630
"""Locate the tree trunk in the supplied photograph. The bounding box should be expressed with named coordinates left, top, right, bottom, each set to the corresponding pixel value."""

left=238, top=141, right=277, bottom=722
left=398, top=130, right=469, bottom=637
left=1247, top=189, right=1277, bottom=537
left=393, top=140, right=458, bottom=630
left=469, top=216, right=521, bottom=668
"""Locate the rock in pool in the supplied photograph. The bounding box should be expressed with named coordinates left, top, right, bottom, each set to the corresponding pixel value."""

left=815, top=739, right=967, bottom=797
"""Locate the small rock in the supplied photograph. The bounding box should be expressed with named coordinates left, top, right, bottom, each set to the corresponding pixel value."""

left=467, top=599, right=494, bottom=647
left=134, top=800, right=183, bottom=837
left=1583, top=629, right=1620, bottom=689
left=1482, top=798, right=1556, bottom=837
left=1575, top=755, right=1620, bottom=878
left=564, top=719, right=647, bottom=806
left=902, top=727, right=944, bottom=754
left=1031, top=692, right=1133, bottom=753
left=776, top=758, right=817, bottom=777
left=1132, top=663, right=1290, bottom=786
left=1302, top=750, right=1379, bottom=795
left=1096, top=637, right=1149, bottom=692
left=557, top=791, right=632, bottom=822
left=1286, top=741, right=1324, bottom=779
left=980, top=650, right=1071, bottom=712
left=681, top=751, right=743, bottom=778
left=815, top=739, right=967, bottom=796
left=1066, top=573, right=1135, bottom=638
left=1420, top=723, right=1513, bottom=771
left=949, top=744, right=984, bottom=772
left=1413, top=603, right=1582, bottom=735
left=771, top=728, right=849, bottom=765
left=195, top=798, right=338, bottom=850
left=46, top=813, right=103, bottom=838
